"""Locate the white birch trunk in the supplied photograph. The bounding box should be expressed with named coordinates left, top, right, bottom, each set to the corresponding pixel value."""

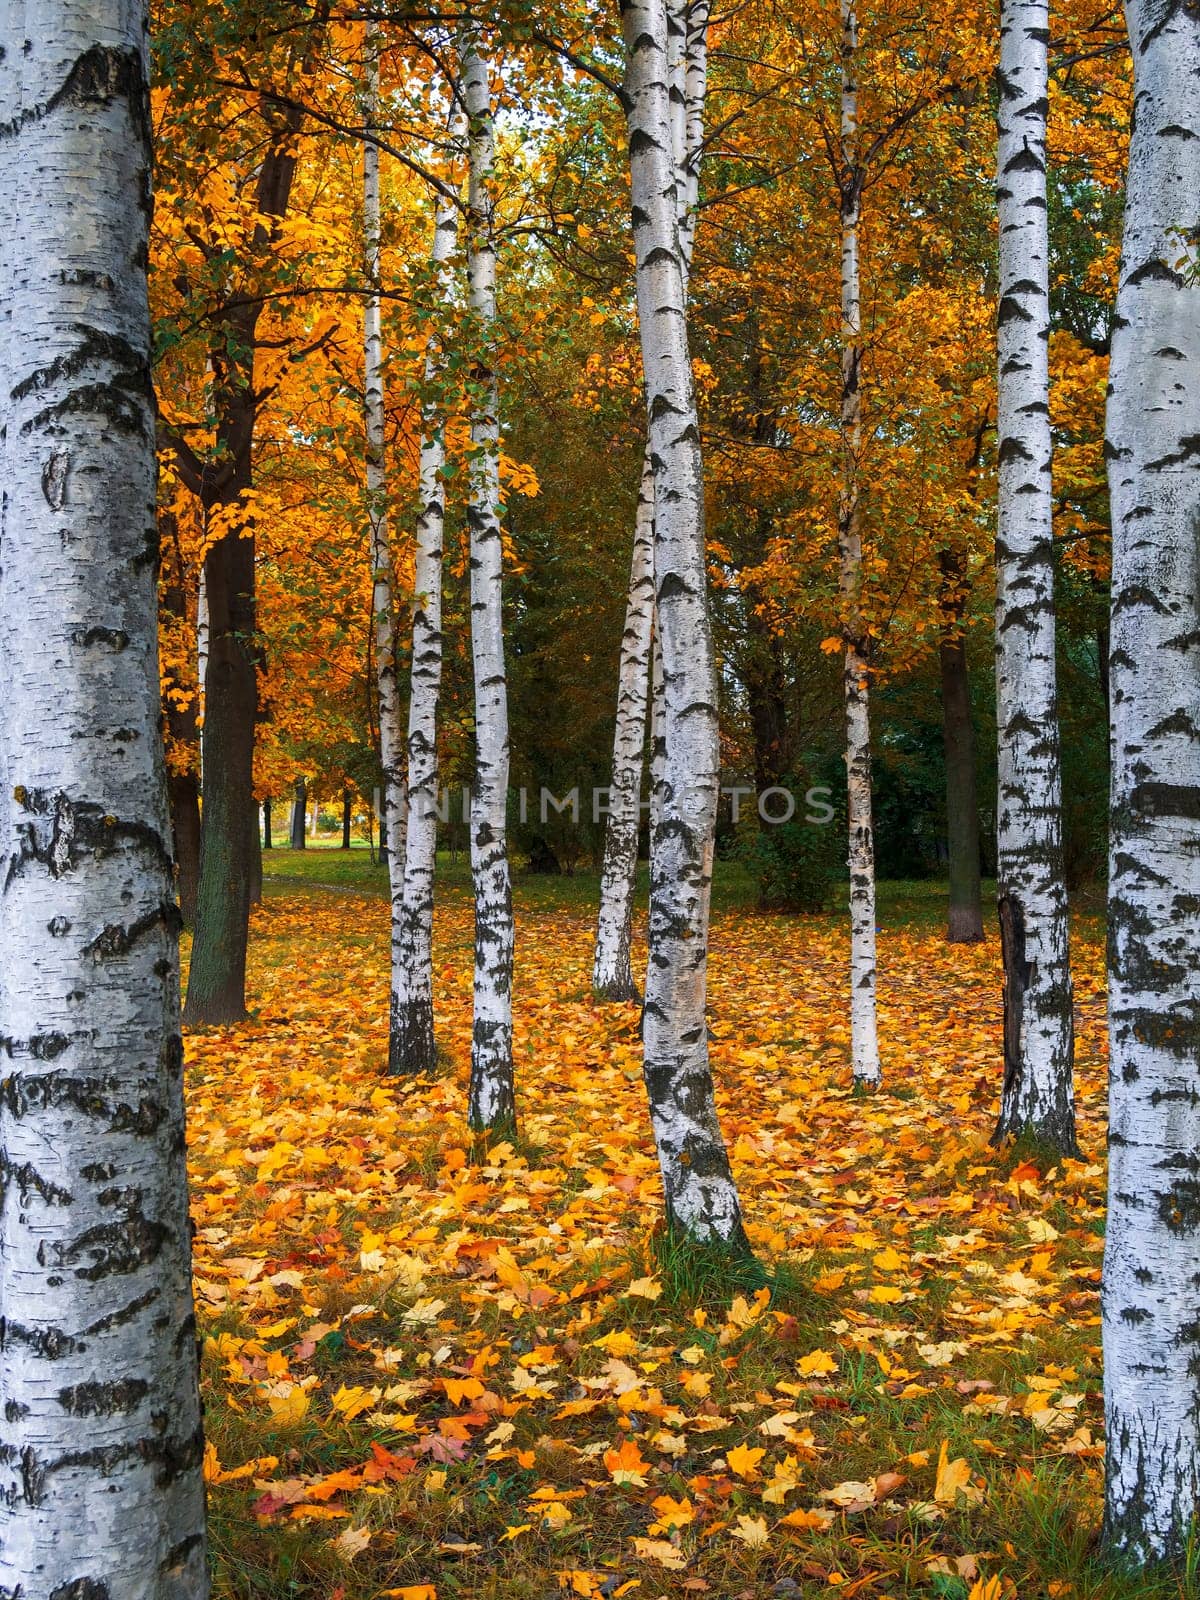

left=993, top=0, right=1075, bottom=1149
left=1102, top=0, right=1200, bottom=1563
left=0, top=4, right=207, bottom=1594
left=595, top=0, right=707, bottom=1003
left=393, top=115, right=462, bottom=1074
left=593, top=456, right=656, bottom=1000
left=648, top=620, right=666, bottom=840
left=838, top=0, right=881, bottom=1089
left=362, top=28, right=410, bottom=1075
left=622, top=0, right=747, bottom=1250
left=462, top=35, right=516, bottom=1139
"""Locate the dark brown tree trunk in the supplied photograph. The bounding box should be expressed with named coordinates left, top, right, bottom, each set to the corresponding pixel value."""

left=262, top=797, right=273, bottom=849
left=938, top=548, right=984, bottom=942
left=184, top=525, right=258, bottom=1023
left=342, top=784, right=352, bottom=849
left=170, top=771, right=202, bottom=928
left=291, top=777, right=308, bottom=849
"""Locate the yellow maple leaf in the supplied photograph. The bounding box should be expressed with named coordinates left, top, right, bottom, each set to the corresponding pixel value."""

left=605, top=1437, right=650, bottom=1487
left=726, top=1443, right=766, bottom=1480
left=934, top=1440, right=985, bottom=1507
left=630, top=1538, right=687, bottom=1570
left=730, top=1514, right=770, bottom=1548
left=798, top=1349, right=838, bottom=1377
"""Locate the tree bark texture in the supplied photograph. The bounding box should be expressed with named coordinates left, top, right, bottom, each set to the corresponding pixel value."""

left=1101, top=0, right=1200, bottom=1564
left=993, top=0, right=1076, bottom=1149
left=0, top=5, right=208, bottom=1591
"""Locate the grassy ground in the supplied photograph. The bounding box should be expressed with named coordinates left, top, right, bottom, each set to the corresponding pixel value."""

left=183, top=852, right=1186, bottom=1600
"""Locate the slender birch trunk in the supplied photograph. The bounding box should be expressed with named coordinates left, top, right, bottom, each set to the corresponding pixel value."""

left=1102, top=0, right=1200, bottom=1563
left=838, top=0, right=881, bottom=1088
left=595, top=0, right=708, bottom=1002
left=992, top=0, right=1075, bottom=1149
left=393, top=111, right=462, bottom=1073
left=594, top=457, right=656, bottom=1000
left=622, top=0, right=747, bottom=1250
left=0, top=4, right=207, bottom=1592
left=362, top=26, right=409, bottom=1072
left=462, top=36, right=516, bottom=1139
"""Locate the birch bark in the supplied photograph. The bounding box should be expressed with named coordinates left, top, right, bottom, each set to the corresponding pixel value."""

left=462, top=35, right=517, bottom=1139
left=595, top=0, right=708, bottom=1003
left=838, top=0, right=881, bottom=1088
left=362, top=26, right=410, bottom=1074
left=393, top=108, right=462, bottom=1073
left=1102, top=0, right=1200, bottom=1563
left=993, top=0, right=1075, bottom=1149
left=593, top=457, right=656, bottom=1000
left=622, top=0, right=747, bottom=1249
left=0, top=3, right=207, bottom=1592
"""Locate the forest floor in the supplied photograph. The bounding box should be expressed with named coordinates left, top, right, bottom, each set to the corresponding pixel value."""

left=185, top=848, right=1190, bottom=1600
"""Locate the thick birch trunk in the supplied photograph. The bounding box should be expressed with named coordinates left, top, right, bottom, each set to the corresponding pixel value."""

left=1101, top=0, right=1200, bottom=1563
left=992, top=0, right=1075, bottom=1149
left=462, top=37, right=517, bottom=1139
left=594, top=455, right=656, bottom=1001
left=393, top=115, right=462, bottom=1074
left=0, top=5, right=207, bottom=1593
left=362, top=29, right=409, bottom=1074
left=622, top=0, right=747, bottom=1250
left=838, top=0, right=881, bottom=1088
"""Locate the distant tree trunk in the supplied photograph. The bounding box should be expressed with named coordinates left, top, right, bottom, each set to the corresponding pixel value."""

left=992, top=0, right=1075, bottom=1149
left=1101, top=0, right=1200, bottom=1566
left=341, top=786, right=352, bottom=848
left=290, top=777, right=307, bottom=849
left=378, top=808, right=389, bottom=867
left=184, top=520, right=257, bottom=1023
left=462, top=34, right=517, bottom=1138
left=838, top=0, right=881, bottom=1088
left=263, top=796, right=273, bottom=849
left=623, top=0, right=748, bottom=1250
left=393, top=110, right=460, bottom=1075
left=594, top=455, right=655, bottom=1001
left=0, top=5, right=207, bottom=1590
left=161, top=529, right=202, bottom=926
left=938, top=549, right=984, bottom=942
left=248, top=797, right=263, bottom=906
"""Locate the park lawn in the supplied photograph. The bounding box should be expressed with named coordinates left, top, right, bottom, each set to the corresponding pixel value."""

left=182, top=859, right=1186, bottom=1600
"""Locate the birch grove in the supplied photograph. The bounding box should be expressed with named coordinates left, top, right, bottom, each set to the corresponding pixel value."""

left=837, top=0, right=882, bottom=1089
left=1102, top=0, right=1200, bottom=1562
left=622, top=0, right=747, bottom=1249
left=0, top=1, right=207, bottom=1590
left=393, top=107, right=462, bottom=1075
left=462, top=34, right=517, bottom=1139
left=992, top=0, right=1076, bottom=1151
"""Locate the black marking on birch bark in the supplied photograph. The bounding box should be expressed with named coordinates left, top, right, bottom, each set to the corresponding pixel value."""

left=1157, top=1176, right=1200, bottom=1234
left=72, top=626, right=129, bottom=653
left=11, top=326, right=150, bottom=405
left=21, top=383, right=149, bottom=439
left=48, top=1581, right=111, bottom=1600
left=56, top=1378, right=150, bottom=1416
left=1147, top=434, right=1200, bottom=470
left=1, top=1072, right=167, bottom=1133
left=41, top=450, right=70, bottom=509
left=0, top=1155, right=72, bottom=1207
left=51, top=1210, right=170, bottom=1280
left=1126, top=256, right=1185, bottom=288
left=4, top=793, right=173, bottom=886
left=161, top=1534, right=205, bottom=1574
left=998, top=434, right=1034, bottom=463
left=0, top=1318, right=80, bottom=1358
left=81, top=899, right=180, bottom=961
left=1117, top=1002, right=1200, bottom=1055
left=1131, top=781, right=1200, bottom=819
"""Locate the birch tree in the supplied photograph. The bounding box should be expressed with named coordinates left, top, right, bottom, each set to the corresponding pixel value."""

left=594, top=0, right=708, bottom=1004
left=462, top=34, right=517, bottom=1138
left=392, top=101, right=463, bottom=1074
left=992, top=0, right=1075, bottom=1150
left=593, top=457, right=656, bottom=1000
left=1102, top=0, right=1200, bottom=1562
left=837, top=0, right=882, bottom=1088
left=362, top=25, right=410, bottom=1072
left=621, top=0, right=748, bottom=1249
left=0, top=2, right=207, bottom=1591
